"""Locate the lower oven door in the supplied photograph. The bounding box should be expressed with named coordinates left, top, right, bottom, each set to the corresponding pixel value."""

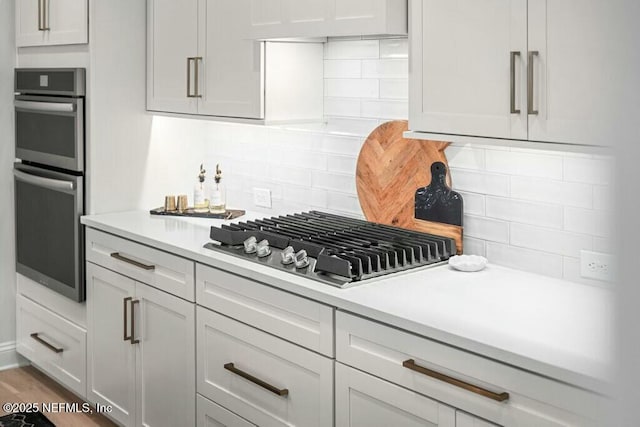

left=14, top=163, right=84, bottom=301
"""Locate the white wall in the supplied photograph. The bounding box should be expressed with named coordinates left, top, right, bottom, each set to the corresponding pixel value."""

left=140, top=38, right=613, bottom=287
left=0, top=0, right=19, bottom=369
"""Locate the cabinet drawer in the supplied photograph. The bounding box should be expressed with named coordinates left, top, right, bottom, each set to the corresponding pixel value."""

left=196, top=264, right=334, bottom=356
left=336, top=362, right=456, bottom=427
left=336, top=311, right=603, bottom=426
left=16, top=294, right=86, bottom=398
left=86, top=228, right=195, bottom=301
left=197, top=394, right=256, bottom=427
left=197, top=307, right=334, bottom=427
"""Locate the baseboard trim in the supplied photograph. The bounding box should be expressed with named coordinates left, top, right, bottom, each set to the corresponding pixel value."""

left=0, top=341, right=29, bottom=371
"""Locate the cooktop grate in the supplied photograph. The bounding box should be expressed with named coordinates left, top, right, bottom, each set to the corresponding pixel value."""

left=205, top=211, right=456, bottom=287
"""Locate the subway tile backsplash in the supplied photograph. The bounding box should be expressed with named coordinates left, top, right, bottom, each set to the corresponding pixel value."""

left=144, top=38, right=614, bottom=286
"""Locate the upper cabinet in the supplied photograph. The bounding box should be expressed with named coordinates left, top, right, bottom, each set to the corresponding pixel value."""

left=16, top=0, right=88, bottom=47
left=147, top=0, right=323, bottom=122
left=247, top=0, right=407, bottom=39
left=409, top=0, right=620, bottom=146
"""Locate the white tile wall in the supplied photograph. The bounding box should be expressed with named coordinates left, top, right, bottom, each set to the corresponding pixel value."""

left=143, top=38, right=614, bottom=286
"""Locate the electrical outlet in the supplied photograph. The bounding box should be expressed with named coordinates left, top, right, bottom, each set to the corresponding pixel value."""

left=253, top=188, right=272, bottom=208
left=580, top=250, right=614, bottom=282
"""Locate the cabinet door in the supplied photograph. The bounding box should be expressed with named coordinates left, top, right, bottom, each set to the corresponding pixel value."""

left=335, top=363, right=456, bottom=427
left=330, top=0, right=407, bottom=36
left=147, top=0, right=199, bottom=114
left=248, top=0, right=329, bottom=39
left=86, top=263, right=136, bottom=427
left=527, top=0, right=619, bottom=146
left=16, top=0, right=88, bottom=47
left=135, top=283, right=196, bottom=427
left=197, top=0, right=264, bottom=119
left=409, top=0, right=528, bottom=140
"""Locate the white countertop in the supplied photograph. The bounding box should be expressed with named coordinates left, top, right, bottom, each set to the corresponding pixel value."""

left=81, top=210, right=614, bottom=393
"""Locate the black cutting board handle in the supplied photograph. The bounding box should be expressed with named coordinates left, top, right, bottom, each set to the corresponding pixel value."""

left=415, top=162, right=463, bottom=226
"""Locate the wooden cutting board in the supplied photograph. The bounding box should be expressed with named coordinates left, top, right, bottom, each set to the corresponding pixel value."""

left=355, top=120, right=463, bottom=254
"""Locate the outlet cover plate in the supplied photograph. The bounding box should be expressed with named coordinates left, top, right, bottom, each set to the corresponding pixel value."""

left=580, top=250, right=614, bottom=282
left=253, top=188, right=272, bottom=208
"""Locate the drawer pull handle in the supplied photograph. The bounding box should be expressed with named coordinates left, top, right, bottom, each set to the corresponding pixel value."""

left=224, top=363, right=289, bottom=397
left=123, top=297, right=132, bottom=341
left=402, top=359, right=509, bottom=402
left=110, top=252, right=155, bottom=271
left=30, top=333, right=63, bottom=354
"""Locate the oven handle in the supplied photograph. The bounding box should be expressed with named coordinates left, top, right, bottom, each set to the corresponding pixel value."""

left=14, top=100, right=75, bottom=113
left=13, top=169, right=75, bottom=192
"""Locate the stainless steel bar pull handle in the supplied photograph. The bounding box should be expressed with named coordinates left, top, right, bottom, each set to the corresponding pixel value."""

left=510, top=51, right=521, bottom=114
left=130, top=299, right=140, bottom=344
left=43, top=0, right=50, bottom=30
left=13, top=169, right=75, bottom=192
left=110, top=252, right=155, bottom=270
left=187, top=57, right=203, bottom=98
left=31, top=333, right=63, bottom=354
left=38, top=0, right=50, bottom=31
left=123, top=296, right=132, bottom=341
left=224, top=363, right=289, bottom=396
left=527, top=51, right=539, bottom=115
left=38, top=0, right=43, bottom=30
left=14, top=100, right=75, bottom=113
left=402, top=359, right=509, bottom=402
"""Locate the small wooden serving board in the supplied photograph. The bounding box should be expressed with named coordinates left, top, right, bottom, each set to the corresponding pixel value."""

left=355, top=120, right=463, bottom=254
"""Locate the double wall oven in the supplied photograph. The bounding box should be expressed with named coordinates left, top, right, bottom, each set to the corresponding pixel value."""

left=14, top=68, right=86, bottom=301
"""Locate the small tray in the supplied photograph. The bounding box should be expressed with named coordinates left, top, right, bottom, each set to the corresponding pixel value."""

left=150, top=207, right=245, bottom=220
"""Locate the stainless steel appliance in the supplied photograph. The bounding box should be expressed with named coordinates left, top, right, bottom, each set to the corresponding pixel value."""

left=13, top=68, right=86, bottom=301
left=205, top=211, right=456, bottom=288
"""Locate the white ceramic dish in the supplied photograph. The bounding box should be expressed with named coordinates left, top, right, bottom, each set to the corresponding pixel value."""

left=448, top=255, right=488, bottom=272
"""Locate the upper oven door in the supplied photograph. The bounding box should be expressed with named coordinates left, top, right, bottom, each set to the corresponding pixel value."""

left=14, top=163, right=85, bottom=301
left=15, top=95, right=84, bottom=172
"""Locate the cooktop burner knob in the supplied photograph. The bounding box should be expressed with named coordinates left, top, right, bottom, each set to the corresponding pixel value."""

left=281, top=246, right=295, bottom=265
left=243, top=236, right=258, bottom=254
left=256, top=239, right=271, bottom=258
left=294, top=249, right=310, bottom=269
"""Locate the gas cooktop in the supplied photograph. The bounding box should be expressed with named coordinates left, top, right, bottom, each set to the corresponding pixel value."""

left=204, top=211, right=456, bottom=288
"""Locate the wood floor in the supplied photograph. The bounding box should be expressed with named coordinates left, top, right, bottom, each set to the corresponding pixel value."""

left=0, top=366, right=116, bottom=427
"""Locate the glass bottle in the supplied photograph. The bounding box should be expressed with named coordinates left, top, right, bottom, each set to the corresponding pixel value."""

left=209, top=164, right=226, bottom=214
left=193, top=163, right=209, bottom=213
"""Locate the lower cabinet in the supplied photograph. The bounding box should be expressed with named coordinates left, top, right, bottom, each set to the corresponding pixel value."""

left=335, top=362, right=456, bottom=427
left=197, top=394, right=256, bottom=427
left=86, top=262, right=195, bottom=427
left=16, top=294, right=87, bottom=398
left=196, top=306, right=334, bottom=427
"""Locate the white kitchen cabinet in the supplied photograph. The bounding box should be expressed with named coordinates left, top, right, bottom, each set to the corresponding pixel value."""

left=196, top=263, right=334, bottom=357
left=197, top=307, right=334, bottom=427
left=409, top=0, right=527, bottom=141
left=86, top=262, right=195, bottom=427
left=16, top=0, right=88, bottom=47
left=86, top=262, right=136, bottom=426
left=527, top=0, right=619, bottom=145
left=197, top=394, right=257, bottom=427
left=16, top=294, right=87, bottom=398
left=146, top=0, right=199, bottom=114
left=409, top=0, right=618, bottom=146
left=247, top=0, right=407, bottom=39
left=147, top=0, right=323, bottom=122
left=336, top=311, right=604, bottom=427
left=335, top=362, right=456, bottom=427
